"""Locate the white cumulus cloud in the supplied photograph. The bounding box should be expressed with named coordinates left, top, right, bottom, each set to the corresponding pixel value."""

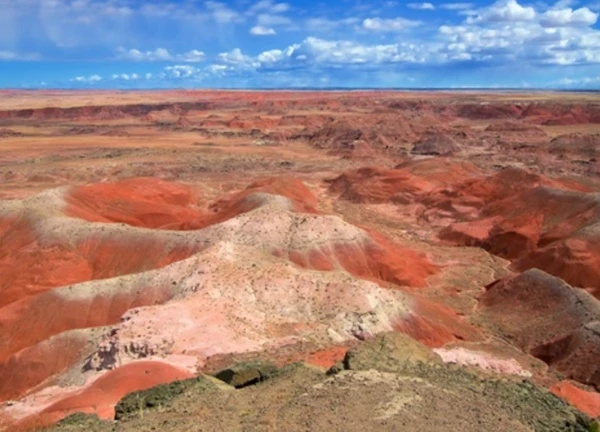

left=110, top=73, right=140, bottom=80
left=473, top=0, right=536, bottom=22
left=362, top=17, right=421, bottom=32
left=116, top=47, right=206, bottom=62
left=248, top=0, right=290, bottom=15
left=540, top=7, right=598, bottom=27
left=217, top=48, right=260, bottom=69
left=163, top=65, right=199, bottom=79
left=72, top=74, right=102, bottom=83
left=254, top=37, right=425, bottom=68
left=250, top=25, right=277, bottom=35
left=408, top=3, right=435, bottom=10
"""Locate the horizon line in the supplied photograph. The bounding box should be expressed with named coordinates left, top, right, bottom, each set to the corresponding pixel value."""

left=2, top=87, right=599, bottom=92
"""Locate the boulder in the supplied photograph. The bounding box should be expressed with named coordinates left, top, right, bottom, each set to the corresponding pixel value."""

left=214, top=361, right=279, bottom=388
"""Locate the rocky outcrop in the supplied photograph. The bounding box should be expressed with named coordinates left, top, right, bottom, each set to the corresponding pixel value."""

left=411, top=134, right=460, bottom=156
left=214, top=361, right=278, bottom=388
left=341, top=332, right=441, bottom=373
left=45, top=334, right=596, bottom=432
left=547, top=134, right=600, bottom=160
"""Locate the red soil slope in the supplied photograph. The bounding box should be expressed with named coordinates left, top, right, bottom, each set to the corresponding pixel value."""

left=515, top=227, right=600, bottom=297
left=395, top=296, right=482, bottom=347
left=209, top=176, right=319, bottom=214
left=328, top=159, right=481, bottom=204
left=15, top=361, right=193, bottom=430
left=0, top=217, right=198, bottom=308
left=0, top=331, right=90, bottom=401
left=277, top=230, right=438, bottom=289
left=441, top=184, right=600, bottom=291
left=65, top=177, right=205, bottom=229
left=480, top=269, right=600, bottom=390
left=551, top=381, right=600, bottom=418
left=0, top=176, right=446, bottom=429
left=329, top=161, right=600, bottom=292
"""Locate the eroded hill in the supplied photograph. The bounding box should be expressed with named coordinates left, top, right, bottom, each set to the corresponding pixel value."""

left=0, top=90, right=599, bottom=431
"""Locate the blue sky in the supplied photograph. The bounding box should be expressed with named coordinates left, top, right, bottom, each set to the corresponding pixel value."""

left=0, top=0, right=599, bottom=88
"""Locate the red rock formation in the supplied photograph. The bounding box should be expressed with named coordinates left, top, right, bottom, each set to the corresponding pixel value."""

left=210, top=176, right=319, bottom=214
left=278, top=230, right=438, bottom=289
left=0, top=128, right=23, bottom=138
left=328, top=159, right=481, bottom=204
left=0, top=175, right=446, bottom=429
left=411, top=133, right=460, bottom=156
left=65, top=177, right=204, bottom=229
left=457, top=103, right=522, bottom=120
left=306, top=115, right=416, bottom=156
left=332, top=161, right=600, bottom=291
left=434, top=169, right=599, bottom=288
left=547, top=133, right=600, bottom=160
left=0, top=331, right=90, bottom=401
left=0, top=217, right=198, bottom=308
left=484, top=121, right=547, bottom=134
left=0, top=278, right=179, bottom=365
left=395, top=296, right=482, bottom=347
left=480, top=269, right=600, bottom=390
left=515, top=229, right=600, bottom=296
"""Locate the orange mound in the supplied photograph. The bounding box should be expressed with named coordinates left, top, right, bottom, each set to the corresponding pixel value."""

left=411, top=133, right=460, bottom=156
left=394, top=296, right=482, bottom=347
left=0, top=218, right=93, bottom=308
left=515, top=233, right=600, bottom=296
left=66, top=177, right=205, bottom=229
left=481, top=269, right=600, bottom=389
left=17, top=361, right=193, bottom=429
left=159, top=177, right=320, bottom=231
left=0, top=278, right=178, bottom=364
left=429, top=167, right=588, bottom=218
left=547, top=133, right=600, bottom=159
left=73, top=236, right=197, bottom=281
left=551, top=381, right=600, bottom=418
left=435, top=169, right=598, bottom=285
left=0, top=218, right=197, bottom=307
left=304, top=115, right=418, bottom=156
left=0, top=332, right=89, bottom=402
left=328, top=159, right=480, bottom=204
left=457, top=103, right=522, bottom=119
left=211, top=176, right=319, bottom=214
left=275, top=231, right=438, bottom=289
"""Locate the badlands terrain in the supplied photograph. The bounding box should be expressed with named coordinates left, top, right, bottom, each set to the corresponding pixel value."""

left=0, top=89, right=600, bottom=431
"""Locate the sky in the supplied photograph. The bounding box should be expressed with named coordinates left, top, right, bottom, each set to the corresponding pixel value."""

left=0, top=0, right=599, bottom=89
